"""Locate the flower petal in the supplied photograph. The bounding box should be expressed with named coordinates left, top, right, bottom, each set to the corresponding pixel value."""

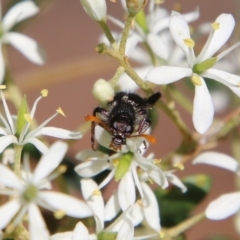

left=118, top=170, right=136, bottom=211
left=2, top=1, right=39, bottom=32
left=193, top=151, right=239, bottom=173
left=32, top=141, right=68, bottom=184
left=116, top=216, right=134, bottom=240
left=206, top=192, right=240, bottom=220
left=193, top=77, right=214, bottom=133
left=28, top=203, right=49, bottom=240
left=81, top=179, right=104, bottom=233
left=3, top=32, right=44, bottom=65
left=32, top=127, right=82, bottom=139
left=50, top=232, right=72, bottom=240
left=165, top=171, right=187, bottom=193
left=75, top=160, right=110, bottom=177
left=202, top=69, right=240, bottom=96
left=146, top=66, right=192, bottom=84
left=197, top=14, right=235, bottom=63
left=0, top=199, right=21, bottom=229
left=38, top=191, right=93, bottom=218
left=0, top=164, right=22, bottom=190
left=23, top=137, right=48, bottom=154
left=141, top=182, right=161, bottom=233
left=94, top=126, right=112, bottom=149
left=76, top=149, right=109, bottom=161
left=105, top=192, right=120, bottom=221
left=0, top=135, right=17, bottom=154
left=72, top=222, right=89, bottom=240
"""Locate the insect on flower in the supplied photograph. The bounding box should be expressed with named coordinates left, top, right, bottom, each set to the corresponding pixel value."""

left=85, top=92, right=161, bottom=151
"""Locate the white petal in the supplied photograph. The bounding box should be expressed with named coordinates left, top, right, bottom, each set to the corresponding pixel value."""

left=129, top=203, right=144, bottom=226
left=75, top=160, right=110, bottom=177
left=2, top=1, right=39, bottom=32
left=3, top=32, right=44, bottom=65
left=206, top=192, right=240, bottom=220
left=94, top=126, right=112, bottom=149
left=105, top=192, right=120, bottom=221
left=28, top=203, right=49, bottom=240
left=116, top=216, right=134, bottom=240
left=38, top=191, right=93, bottom=218
left=147, top=33, right=169, bottom=60
left=118, top=170, right=136, bottom=211
left=0, top=135, right=17, bottom=154
left=81, top=179, right=104, bottom=232
left=125, top=34, right=142, bottom=57
left=50, top=232, right=72, bottom=240
left=72, top=222, right=89, bottom=240
left=32, top=141, right=68, bottom=184
left=0, top=199, right=21, bottom=229
left=32, top=127, right=82, bottom=139
left=141, top=182, right=161, bottom=233
left=80, top=0, right=106, bottom=21
left=146, top=66, right=192, bottom=84
left=76, top=149, right=108, bottom=161
left=165, top=171, right=187, bottom=193
left=0, top=164, right=22, bottom=190
left=193, top=77, right=214, bottom=133
left=197, top=14, right=235, bottom=63
left=169, top=11, right=192, bottom=60
left=193, top=151, right=239, bottom=172
left=202, top=69, right=240, bottom=96
left=23, top=137, right=48, bottom=154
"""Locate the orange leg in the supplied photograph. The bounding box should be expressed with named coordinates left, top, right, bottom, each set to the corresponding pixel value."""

left=128, top=133, right=156, bottom=144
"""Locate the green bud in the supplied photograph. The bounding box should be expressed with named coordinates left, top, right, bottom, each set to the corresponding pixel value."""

left=98, top=231, right=117, bottom=240
left=16, top=95, right=29, bottom=137
left=193, top=57, right=217, bottom=74
left=135, top=9, right=148, bottom=33
left=115, top=152, right=133, bottom=182
left=22, top=184, right=38, bottom=202
left=126, top=0, right=147, bottom=16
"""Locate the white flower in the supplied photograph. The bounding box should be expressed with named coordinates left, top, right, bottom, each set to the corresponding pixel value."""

left=0, top=141, right=93, bottom=240
left=75, top=127, right=168, bottom=233
left=146, top=12, right=240, bottom=134
left=0, top=1, right=44, bottom=83
left=193, top=151, right=240, bottom=220
left=0, top=88, right=82, bottom=154
left=80, top=0, right=107, bottom=21
left=50, top=179, right=142, bottom=240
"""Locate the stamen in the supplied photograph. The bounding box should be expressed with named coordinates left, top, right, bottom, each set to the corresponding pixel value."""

left=0, top=85, right=6, bottom=90
left=56, top=107, right=66, bottom=117
left=153, top=159, right=161, bottom=164
left=148, top=177, right=154, bottom=184
left=57, top=165, right=67, bottom=174
left=93, top=189, right=101, bottom=196
left=54, top=210, right=66, bottom=219
left=112, top=158, right=119, bottom=167
left=183, top=38, right=195, bottom=48
left=159, top=231, right=165, bottom=238
left=41, top=89, right=48, bottom=97
left=212, top=22, right=220, bottom=30
left=173, top=162, right=184, bottom=170
left=24, top=114, right=32, bottom=123
left=137, top=199, right=144, bottom=207
left=191, top=75, right=202, bottom=86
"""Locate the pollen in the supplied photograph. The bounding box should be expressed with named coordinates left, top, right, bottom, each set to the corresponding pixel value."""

left=41, top=89, right=48, bottom=97
left=173, top=162, right=185, bottom=170
left=191, top=75, right=202, bottom=86
left=183, top=38, right=195, bottom=48
left=54, top=210, right=66, bottom=219
left=148, top=177, right=154, bottom=184
left=137, top=199, right=144, bottom=207
left=153, top=158, right=162, bottom=164
left=159, top=231, right=165, bottom=238
left=24, top=114, right=33, bottom=123
left=212, top=22, right=220, bottom=30
left=56, top=107, right=66, bottom=117
left=0, top=85, right=6, bottom=90
left=93, top=189, right=101, bottom=196
left=57, top=165, right=67, bottom=174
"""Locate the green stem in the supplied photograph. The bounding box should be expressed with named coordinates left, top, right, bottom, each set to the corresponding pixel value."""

left=14, top=145, right=23, bottom=178
left=119, top=14, right=135, bottom=55
left=97, top=20, right=116, bottom=46
left=109, top=66, right=125, bottom=89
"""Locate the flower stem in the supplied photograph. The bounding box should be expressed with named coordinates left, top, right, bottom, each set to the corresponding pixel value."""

left=14, top=145, right=23, bottom=178
left=97, top=20, right=116, bottom=47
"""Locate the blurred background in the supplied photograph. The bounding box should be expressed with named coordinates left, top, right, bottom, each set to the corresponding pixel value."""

left=3, top=0, right=240, bottom=239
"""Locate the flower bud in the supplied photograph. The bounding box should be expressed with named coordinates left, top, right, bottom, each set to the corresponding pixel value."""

left=92, top=79, right=115, bottom=103
left=80, top=0, right=106, bottom=21
left=126, top=0, right=147, bottom=15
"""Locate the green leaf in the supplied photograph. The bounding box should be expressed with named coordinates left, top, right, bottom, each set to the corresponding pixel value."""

left=154, top=174, right=212, bottom=227
left=115, top=152, right=133, bottom=181
left=16, top=95, right=29, bottom=137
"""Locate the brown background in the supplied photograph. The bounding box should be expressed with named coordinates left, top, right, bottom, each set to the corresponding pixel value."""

left=4, top=0, right=240, bottom=239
